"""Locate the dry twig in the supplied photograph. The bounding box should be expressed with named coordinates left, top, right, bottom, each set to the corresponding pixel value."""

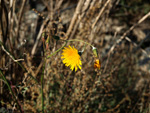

left=109, top=11, right=150, bottom=58
left=1, top=45, right=24, bottom=62
left=31, top=18, right=49, bottom=55
left=16, top=0, right=27, bottom=44
left=66, top=0, right=86, bottom=39
left=92, top=0, right=112, bottom=29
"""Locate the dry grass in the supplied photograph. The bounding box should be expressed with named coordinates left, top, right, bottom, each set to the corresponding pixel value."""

left=0, top=0, right=150, bottom=112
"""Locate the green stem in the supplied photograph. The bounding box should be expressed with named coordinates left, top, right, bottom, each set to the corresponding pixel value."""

left=47, top=41, right=67, bottom=58
left=41, top=58, right=45, bottom=113
left=47, top=39, right=92, bottom=59
left=0, top=70, right=23, bottom=113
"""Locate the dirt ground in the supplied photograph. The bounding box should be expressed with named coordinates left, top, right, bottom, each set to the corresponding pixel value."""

left=0, top=0, right=150, bottom=112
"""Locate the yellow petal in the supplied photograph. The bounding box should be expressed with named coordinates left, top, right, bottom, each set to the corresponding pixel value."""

left=61, top=45, right=82, bottom=71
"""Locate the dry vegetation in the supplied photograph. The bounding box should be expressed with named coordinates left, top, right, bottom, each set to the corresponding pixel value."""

left=0, top=0, right=150, bottom=112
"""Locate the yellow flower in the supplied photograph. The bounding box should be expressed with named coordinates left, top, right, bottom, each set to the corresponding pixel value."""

left=61, top=45, right=82, bottom=71
left=94, top=59, right=101, bottom=70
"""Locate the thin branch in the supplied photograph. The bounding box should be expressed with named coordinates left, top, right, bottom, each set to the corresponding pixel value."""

left=69, top=0, right=92, bottom=40
left=103, top=32, right=117, bottom=73
left=31, top=18, right=49, bottom=55
left=1, top=43, right=24, bottom=62
left=108, top=11, right=150, bottom=57
left=66, top=0, right=86, bottom=39
left=92, top=0, right=111, bottom=29
left=125, top=36, right=150, bottom=58
left=16, top=0, right=27, bottom=44
left=8, top=0, right=16, bottom=51
left=0, top=0, right=9, bottom=44
left=54, top=0, right=64, bottom=12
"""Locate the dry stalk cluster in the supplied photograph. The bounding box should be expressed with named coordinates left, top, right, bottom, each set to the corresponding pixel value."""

left=0, top=0, right=150, bottom=112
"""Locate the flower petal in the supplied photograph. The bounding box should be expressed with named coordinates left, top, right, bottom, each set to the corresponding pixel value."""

left=61, top=46, right=82, bottom=71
